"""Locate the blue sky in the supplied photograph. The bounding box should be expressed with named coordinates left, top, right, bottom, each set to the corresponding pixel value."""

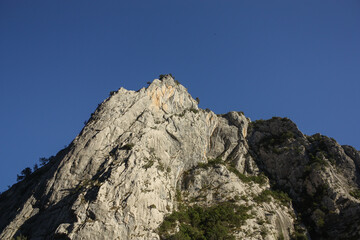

left=1, top=0, right=359, bottom=191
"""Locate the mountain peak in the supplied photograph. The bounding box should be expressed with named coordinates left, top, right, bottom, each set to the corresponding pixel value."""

left=145, top=75, right=197, bottom=114
left=102, top=74, right=197, bottom=120
left=1, top=76, right=359, bottom=240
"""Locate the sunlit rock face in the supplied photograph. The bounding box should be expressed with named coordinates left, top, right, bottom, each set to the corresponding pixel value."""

left=0, top=75, right=359, bottom=240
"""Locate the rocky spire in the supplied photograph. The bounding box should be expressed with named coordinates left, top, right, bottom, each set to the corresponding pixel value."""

left=0, top=77, right=359, bottom=239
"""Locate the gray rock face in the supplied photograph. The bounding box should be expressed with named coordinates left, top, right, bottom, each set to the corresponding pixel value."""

left=247, top=117, right=360, bottom=239
left=0, top=76, right=358, bottom=239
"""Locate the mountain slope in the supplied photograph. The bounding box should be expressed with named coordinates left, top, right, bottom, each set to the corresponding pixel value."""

left=0, top=75, right=359, bottom=240
left=247, top=118, right=360, bottom=239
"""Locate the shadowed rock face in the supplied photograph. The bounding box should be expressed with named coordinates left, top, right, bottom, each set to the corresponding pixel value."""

left=0, top=76, right=359, bottom=240
left=247, top=117, right=360, bottom=239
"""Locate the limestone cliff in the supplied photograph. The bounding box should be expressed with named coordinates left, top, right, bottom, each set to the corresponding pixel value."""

left=0, top=75, right=359, bottom=240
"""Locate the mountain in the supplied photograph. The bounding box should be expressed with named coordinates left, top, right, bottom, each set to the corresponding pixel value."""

left=0, top=75, right=359, bottom=240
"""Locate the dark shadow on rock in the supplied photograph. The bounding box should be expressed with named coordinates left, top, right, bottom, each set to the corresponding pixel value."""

left=0, top=144, right=74, bottom=237
left=84, top=186, right=100, bottom=202
left=12, top=191, right=79, bottom=239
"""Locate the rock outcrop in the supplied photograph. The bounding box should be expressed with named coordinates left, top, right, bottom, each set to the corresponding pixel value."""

left=0, top=75, right=359, bottom=239
left=247, top=117, right=360, bottom=239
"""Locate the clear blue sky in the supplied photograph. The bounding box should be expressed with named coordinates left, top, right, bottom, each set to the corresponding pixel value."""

left=1, top=0, right=359, bottom=191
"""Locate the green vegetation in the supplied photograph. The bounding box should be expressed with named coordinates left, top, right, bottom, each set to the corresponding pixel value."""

left=312, top=209, right=325, bottom=228
left=308, top=153, right=328, bottom=167
left=293, top=183, right=329, bottom=237
left=291, top=222, right=308, bottom=240
left=249, top=117, right=291, bottom=130
left=291, top=232, right=308, bottom=240
left=248, top=119, right=265, bottom=130
left=159, top=73, right=175, bottom=81
left=13, top=155, right=56, bottom=184
left=149, top=204, right=157, bottom=209
left=143, top=159, right=154, bottom=170
left=70, top=179, right=102, bottom=194
left=277, top=233, right=285, bottom=240
left=33, top=164, right=39, bottom=171
left=189, top=108, right=199, bottom=114
left=307, top=133, right=322, bottom=142
left=158, top=202, right=252, bottom=240
left=176, top=189, right=182, bottom=202
left=253, top=189, right=291, bottom=206
left=176, top=110, right=186, bottom=117
left=39, top=157, right=49, bottom=166
left=16, top=167, right=32, bottom=182
left=350, top=189, right=360, bottom=200
left=196, top=157, right=223, bottom=169
left=306, top=134, right=337, bottom=166
left=157, top=162, right=165, bottom=172
left=259, top=131, right=295, bottom=150
left=39, top=156, right=55, bottom=166
left=12, top=235, right=28, bottom=240
left=194, top=158, right=267, bottom=186
left=260, top=226, right=268, bottom=238
left=249, top=120, right=297, bottom=155
left=227, top=165, right=267, bottom=185
left=175, top=108, right=200, bottom=117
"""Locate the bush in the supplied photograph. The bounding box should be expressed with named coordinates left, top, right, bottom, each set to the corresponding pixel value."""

left=259, top=131, right=295, bottom=149
left=39, top=157, right=49, bottom=166
left=189, top=108, right=198, bottom=114
left=253, top=189, right=291, bottom=206
left=308, top=153, right=328, bottom=167
left=143, top=160, right=154, bottom=170
left=248, top=119, right=265, bottom=130
left=33, top=164, right=39, bottom=171
left=350, top=190, right=360, bottom=199
left=12, top=234, right=28, bottom=240
left=16, top=167, right=32, bottom=182
left=306, top=135, right=338, bottom=167
left=157, top=162, right=165, bottom=172
left=312, top=209, right=325, bottom=228
left=227, top=165, right=267, bottom=185
left=291, top=231, right=307, bottom=240
left=197, top=157, right=223, bottom=169
left=159, top=73, right=175, bottom=80
left=158, top=202, right=252, bottom=239
left=176, top=189, right=182, bottom=202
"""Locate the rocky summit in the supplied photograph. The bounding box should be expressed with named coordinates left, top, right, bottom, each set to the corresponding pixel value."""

left=0, top=75, right=359, bottom=240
